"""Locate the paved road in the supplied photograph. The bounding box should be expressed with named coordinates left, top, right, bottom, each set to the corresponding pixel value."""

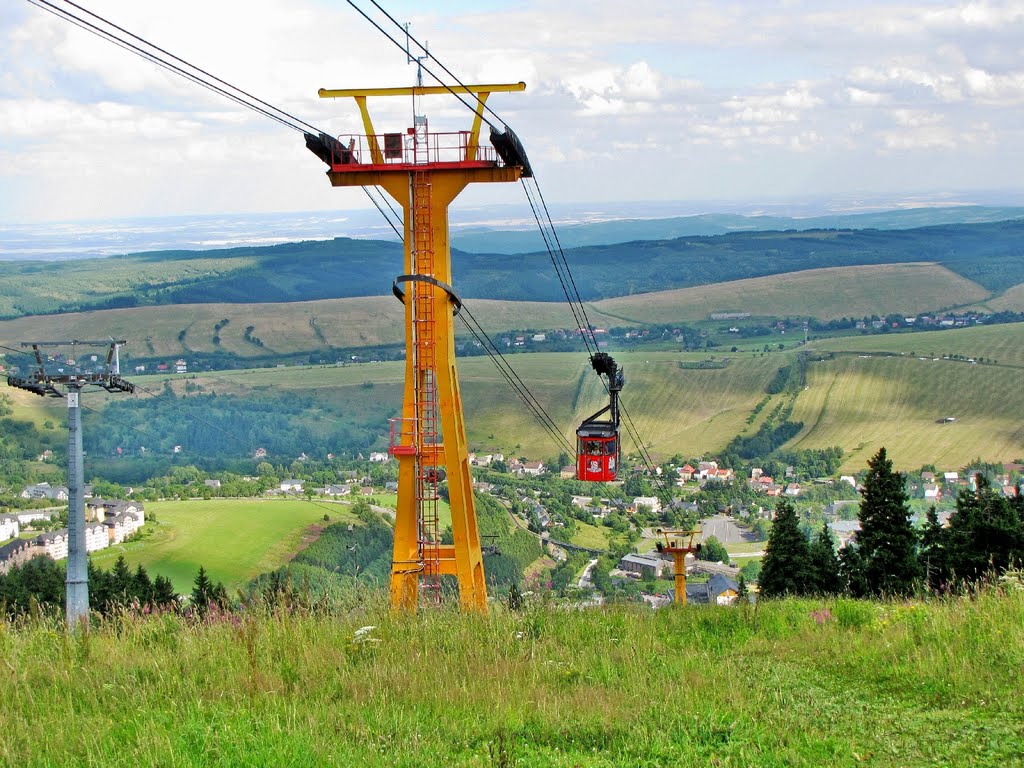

left=700, top=514, right=758, bottom=545
left=578, top=558, right=599, bottom=589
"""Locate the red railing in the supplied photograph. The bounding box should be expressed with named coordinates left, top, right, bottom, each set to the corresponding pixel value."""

left=330, top=132, right=501, bottom=168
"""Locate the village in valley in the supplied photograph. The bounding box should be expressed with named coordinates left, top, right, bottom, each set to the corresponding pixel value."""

left=5, top=441, right=1019, bottom=608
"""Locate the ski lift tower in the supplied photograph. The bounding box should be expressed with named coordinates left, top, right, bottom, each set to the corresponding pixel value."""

left=307, top=82, right=530, bottom=612
left=6, top=340, right=134, bottom=629
left=655, top=528, right=702, bottom=606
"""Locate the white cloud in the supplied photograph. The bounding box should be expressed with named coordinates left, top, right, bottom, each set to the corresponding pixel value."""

left=1, top=0, right=1023, bottom=221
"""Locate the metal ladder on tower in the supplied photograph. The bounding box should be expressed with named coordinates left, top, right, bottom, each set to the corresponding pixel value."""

left=412, top=166, right=441, bottom=603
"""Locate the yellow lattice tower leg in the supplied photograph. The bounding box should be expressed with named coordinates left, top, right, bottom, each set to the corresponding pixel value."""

left=316, top=82, right=526, bottom=612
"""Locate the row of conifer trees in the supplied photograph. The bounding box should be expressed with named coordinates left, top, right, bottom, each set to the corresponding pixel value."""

left=758, top=447, right=1024, bottom=598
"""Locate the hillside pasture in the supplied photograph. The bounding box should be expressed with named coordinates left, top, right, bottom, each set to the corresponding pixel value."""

left=985, top=281, right=1024, bottom=312
left=8, top=323, right=1022, bottom=472
left=808, top=322, right=1024, bottom=369
left=0, top=296, right=582, bottom=362
left=129, top=350, right=785, bottom=461
left=89, top=498, right=358, bottom=592
left=0, top=255, right=258, bottom=318
left=787, top=353, right=1024, bottom=471
left=588, top=262, right=990, bottom=323
left=0, top=265, right=1002, bottom=366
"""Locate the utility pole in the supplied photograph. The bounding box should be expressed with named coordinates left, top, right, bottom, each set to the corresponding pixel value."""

left=6, top=340, right=134, bottom=630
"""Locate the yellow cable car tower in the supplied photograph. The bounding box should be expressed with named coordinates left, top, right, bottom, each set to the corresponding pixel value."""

left=309, top=81, right=529, bottom=612
left=655, top=528, right=702, bottom=606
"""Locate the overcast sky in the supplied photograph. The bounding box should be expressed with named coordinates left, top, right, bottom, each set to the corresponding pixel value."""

left=2, top=0, right=1023, bottom=223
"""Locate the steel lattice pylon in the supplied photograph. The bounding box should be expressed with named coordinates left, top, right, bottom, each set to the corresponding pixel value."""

left=313, top=82, right=527, bottom=612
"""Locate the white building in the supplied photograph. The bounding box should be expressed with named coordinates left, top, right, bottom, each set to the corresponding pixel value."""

left=104, top=513, right=143, bottom=545
left=85, top=522, right=109, bottom=552
left=633, top=496, right=662, bottom=513
left=0, top=514, right=20, bottom=541
left=35, top=530, right=68, bottom=560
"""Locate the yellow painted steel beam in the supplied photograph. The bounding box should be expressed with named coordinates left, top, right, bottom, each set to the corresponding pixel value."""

left=318, top=82, right=525, bottom=98
left=353, top=96, right=383, bottom=165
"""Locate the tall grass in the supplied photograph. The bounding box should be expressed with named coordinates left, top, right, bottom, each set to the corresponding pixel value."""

left=1, top=589, right=1021, bottom=766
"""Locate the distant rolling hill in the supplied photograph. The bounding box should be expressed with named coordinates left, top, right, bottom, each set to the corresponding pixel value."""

left=452, top=205, right=1024, bottom=253
left=0, top=262, right=1011, bottom=364
left=1, top=219, right=1024, bottom=319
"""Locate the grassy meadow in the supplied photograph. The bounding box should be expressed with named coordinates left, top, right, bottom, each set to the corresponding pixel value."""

left=590, top=262, right=990, bottom=324
left=807, top=322, right=1024, bottom=368
left=89, top=498, right=359, bottom=593
left=0, top=297, right=586, bottom=359
left=788, top=354, right=1024, bottom=471
left=1, top=589, right=1021, bottom=766
left=0, top=261, right=1001, bottom=361
left=6, top=323, right=1024, bottom=470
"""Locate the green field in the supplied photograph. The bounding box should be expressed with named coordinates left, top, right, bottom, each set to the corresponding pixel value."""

left=0, top=296, right=585, bottom=360
left=0, top=261, right=1007, bottom=362
left=89, top=498, right=359, bottom=592
left=787, top=354, right=1024, bottom=471
left=808, top=323, right=1024, bottom=368
left=0, top=255, right=258, bottom=318
left=7, top=323, right=1024, bottom=473
left=590, top=262, right=991, bottom=323
left=567, top=518, right=612, bottom=550
left=2, top=591, right=1021, bottom=766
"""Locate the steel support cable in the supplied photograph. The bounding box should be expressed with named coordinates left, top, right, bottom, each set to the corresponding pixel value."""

left=618, top=398, right=674, bottom=501
left=363, top=186, right=403, bottom=239
left=52, top=0, right=326, bottom=136
left=343, top=1, right=501, bottom=131
left=28, top=0, right=402, bottom=242
left=27, top=0, right=303, bottom=134
left=460, top=321, right=573, bottom=456
left=457, top=305, right=574, bottom=456
left=529, top=177, right=601, bottom=350
left=349, top=3, right=675, bottom=477
left=363, top=0, right=511, bottom=130
left=519, top=180, right=596, bottom=359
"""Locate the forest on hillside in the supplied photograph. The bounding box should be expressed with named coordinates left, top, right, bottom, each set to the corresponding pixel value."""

left=1, top=219, right=1023, bottom=317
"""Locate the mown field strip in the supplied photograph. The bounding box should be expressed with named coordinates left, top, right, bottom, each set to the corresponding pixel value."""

left=89, top=498, right=359, bottom=592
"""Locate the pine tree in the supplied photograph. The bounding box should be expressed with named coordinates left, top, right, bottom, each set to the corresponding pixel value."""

left=153, top=575, right=178, bottom=610
left=809, top=522, right=842, bottom=595
left=134, top=564, right=154, bottom=606
left=919, top=506, right=950, bottom=592
left=88, top=559, right=111, bottom=614
left=839, top=543, right=869, bottom=598
left=191, top=566, right=214, bottom=616
left=110, top=555, right=134, bottom=605
left=945, top=475, right=1024, bottom=583
left=758, top=499, right=813, bottom=597
left=857, top=447, right=921, bottom=596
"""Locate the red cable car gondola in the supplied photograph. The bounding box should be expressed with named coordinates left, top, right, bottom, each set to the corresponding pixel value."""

left=576, top=352, right=623, bottom=482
